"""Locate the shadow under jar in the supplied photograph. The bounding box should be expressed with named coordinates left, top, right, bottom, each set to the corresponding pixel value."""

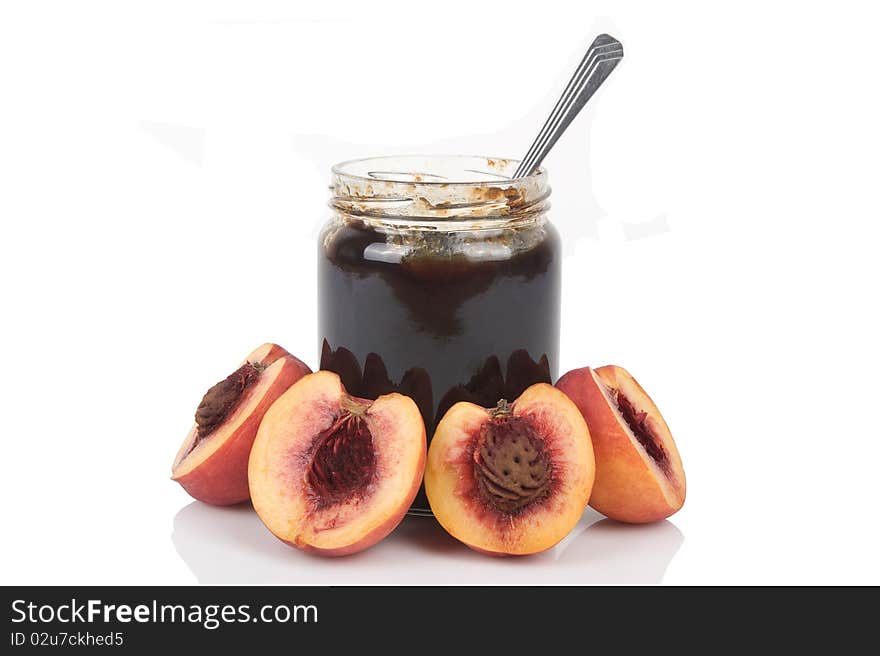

left=318, top=155, right=561, bottom=514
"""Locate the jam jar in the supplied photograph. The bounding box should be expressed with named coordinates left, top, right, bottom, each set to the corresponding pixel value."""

left=318, top=155, right=560, bottom=513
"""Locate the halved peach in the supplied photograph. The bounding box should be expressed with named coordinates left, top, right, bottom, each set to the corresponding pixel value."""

left=172, top=343, right=311, bottom=505
left=248, top=371, right=426, bottom=556
left=556, top=365, right=686, bottom=523
left=425, top=383, right=594, bottom=556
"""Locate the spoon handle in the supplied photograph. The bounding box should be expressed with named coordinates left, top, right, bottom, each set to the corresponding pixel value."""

left=513, top=34, right=624, bottom=179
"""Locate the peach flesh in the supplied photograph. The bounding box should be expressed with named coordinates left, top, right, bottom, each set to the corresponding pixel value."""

left=425, top=384, right=595, bottom=556
left=248, top=371, right=426, bottom=556
left=556, top=365, right=685, bottom=524
left=171, top=343, right=311, bottom=505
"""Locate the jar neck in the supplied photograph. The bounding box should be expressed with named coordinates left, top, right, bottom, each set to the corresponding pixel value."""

left=330, top=209, right=549, bottom=234
left=328, top=155, right=551, bottom=231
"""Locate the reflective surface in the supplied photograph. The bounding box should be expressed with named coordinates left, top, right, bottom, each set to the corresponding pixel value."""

left=172, top=502, right=684, bottom=585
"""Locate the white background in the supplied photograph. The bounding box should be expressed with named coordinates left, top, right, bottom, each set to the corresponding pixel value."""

left=2, top=0, right=878, bottom=585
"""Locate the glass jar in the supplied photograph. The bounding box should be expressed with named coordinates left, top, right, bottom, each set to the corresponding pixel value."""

left=318, top=155, right=560, bottom=513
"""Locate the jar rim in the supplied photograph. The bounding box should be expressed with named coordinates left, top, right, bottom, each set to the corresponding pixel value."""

left=329, top=155, right=550, bottom=225
left=331, top=154, right=546, bottom=187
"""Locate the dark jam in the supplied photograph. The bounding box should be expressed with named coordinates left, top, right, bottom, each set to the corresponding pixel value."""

left=318, top=219, right=561, bottom=511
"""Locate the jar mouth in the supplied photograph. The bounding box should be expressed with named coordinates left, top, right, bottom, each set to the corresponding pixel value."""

left=330, top=155, right=550, bottom=225
left=331, top=154, right=546, bottom=186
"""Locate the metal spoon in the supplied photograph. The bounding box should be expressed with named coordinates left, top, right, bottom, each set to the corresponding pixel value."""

left=512, top=34, right=624, bottom=179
